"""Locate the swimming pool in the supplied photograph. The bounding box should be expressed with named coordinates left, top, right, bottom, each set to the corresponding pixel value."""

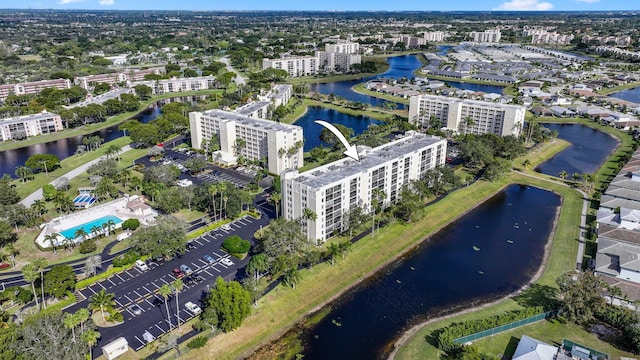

left=60, top=215, right=123, bottom=239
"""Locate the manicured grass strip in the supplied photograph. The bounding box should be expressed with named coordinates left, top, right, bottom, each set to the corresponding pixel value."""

left=597, top=81, right=640, bottom=96
left=352, top=83, right=410, bottom=104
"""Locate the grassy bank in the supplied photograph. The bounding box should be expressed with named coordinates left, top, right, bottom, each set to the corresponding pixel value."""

left=282, top=97, right=404, bottom=125
left=0, top=89, right=221, bottom=152
left=145, top=141, right=573, bottom=360
left=352, top=83, right=411, bottom=105
left=597, top=82, right=640, bottom=96
left=13, top=136, right=136, bottom=199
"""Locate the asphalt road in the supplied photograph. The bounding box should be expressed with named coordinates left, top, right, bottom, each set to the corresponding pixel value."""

left=65, top=204, right=271, bottom=358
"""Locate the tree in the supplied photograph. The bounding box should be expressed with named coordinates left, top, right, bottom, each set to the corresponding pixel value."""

left=559, top=170, right=568, bottom=180
left=246, top=253, right=269, bottom=282
left=159, top=284, right=174, bottom=331
left=172, top=279, right=184, bottom=330
left=44, top=264, right=75, bottom=299
left=556, top=271, right=607, bottom=325
left=268, top=192, right=281, bottom=219
left=0, top=221, right=17, bottom=248
left=89, top=289, right=115, bottom=321
left=105, top=144, right=122, bottom=162
left=302, top=208, right=317, bottom=242
left=80, top=329, right=100, bottom=360
left=522, top=159, right=532, bottom=171
left=25, top=154, right=60, bottom=174
left=260, top=218, right=307, bottom=263
left=42, top=184, right=57, bottom=201
left=14, top=312, right=87, bottom=360
left=134, top=84, right=152, bottom=100
left=320, top=124, right=353, bottom=149
left=207, top=277, right=251, bottom=332
left=131, top=216, right=186, bottom=260
left=282, top=267, right=302, bottom=289
left=21, top=263, right=39, bottom=310
left=34, top=258, right=48, bottom=309
left=0, top=175, right=19, bottom=205
left=327, top=242, right=340, bottom=266
left=184, top=157, right=208, bottom=174
left=14, top=166, right=33, bottom=183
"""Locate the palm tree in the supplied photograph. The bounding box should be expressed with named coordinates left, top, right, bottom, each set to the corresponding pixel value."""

left=559, top=170, right=568, bottom=180
left=269, top=192, right=282, bottom=219
left=31, top=199, right=47, bottom=216
left=21, top=263, right=39, bottom=309
left=327, top=243, right=340, bottom=266
left=302, top=208, right=317, bottom=243
left=74, top=228, right=88, bottom=242
left=81, top=329, right=101, bottom=360
left=4, top=244, right=17, bottom=267
left=64, top=312, right=81, bottom=342
left=218, top=181, right=228, bottom=217
left=246, top=253, right=269, bottom=282
left=338, top=240, right=352, bottom=260
left=522, top=159, right=532, bottom=171
left=15, top=166, right=33, bottom=183
left=89, top=225, right=101, bottom=239
left=44, top=233, right=60, bottom=255
left=463, top=116, right=475, bottom=135
left=76, top=308, right=90, bottom=332
left=106, top=144, right=122, bottom=162
left=34, top=258, right=48, bottom=309
left=208, top=183, right=219, bottom=218
left=371, top=188, right=385, bottom=237
left=172, top=279, right=184, bottom=330
left=129, top=176, right=142, bottom=192
left=89, top=289, right=115, bottom=321
left=159, top=284, right=174, bottom=331
left=105, top=219, right=116, bottom=237
left=282, top=267, right=302, bottom=289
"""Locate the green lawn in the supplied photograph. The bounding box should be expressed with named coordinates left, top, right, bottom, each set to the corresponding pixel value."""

left=352, top=83, right=411, bottom=104
left=472, top=319, right=636, bottom=360
left=414, top=72, right=510, bottom=87
left=597, top=82, right=640, bottom=96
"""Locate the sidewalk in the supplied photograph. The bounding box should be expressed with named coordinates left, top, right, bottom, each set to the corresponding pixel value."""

left=20, top=145, right=133, bottom=208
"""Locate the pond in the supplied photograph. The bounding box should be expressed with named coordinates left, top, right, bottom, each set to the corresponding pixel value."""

left=294, top=106, right=382, bottom=151
left=610, top=86, right=640, bottom=104
left=536, top=123, right=618, bottom=177
left=299, top=184, right=561, bottom=359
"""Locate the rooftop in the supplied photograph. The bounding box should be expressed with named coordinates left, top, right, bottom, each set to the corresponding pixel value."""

left=0, top=111, right=59, bottom=125
left=287, top=131, right=444, bottom=190
left=236, top=101, right=271, bottom=116
left=199, top=109, right=302, bottom=133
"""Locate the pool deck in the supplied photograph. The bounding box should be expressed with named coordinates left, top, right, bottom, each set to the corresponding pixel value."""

left=36, top=196, right=158, bottom=248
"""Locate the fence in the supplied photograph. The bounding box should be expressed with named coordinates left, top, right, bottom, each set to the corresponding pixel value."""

left=453, top=309, right=560, bottom=344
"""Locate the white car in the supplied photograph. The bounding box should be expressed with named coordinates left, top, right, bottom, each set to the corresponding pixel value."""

left=135, top=260, right=149, bottom=271
left=184, top=301, right=202, bottom=315
left=220, top=224, right=231, bottom=231
left=220, top=258, right=234, bottom=267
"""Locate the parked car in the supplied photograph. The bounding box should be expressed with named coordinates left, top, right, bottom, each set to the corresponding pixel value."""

left=221, top=224, right=231, bottom=231
left=128, top=304, right=143, bottom=316
left=135, top=260, right=149, bottom=271
left=184, top=301, right=202, bottom=315
left=186, top=242, right=196, bottom=250
left=203, top=255, right=214, bottom=263
left=180, top=264, right=193, bottom=275
left=172, top=268, right=185, bottom=278
left=220, top=258, right=234, bottom=267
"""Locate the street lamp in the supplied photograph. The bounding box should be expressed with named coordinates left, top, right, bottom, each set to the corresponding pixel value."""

left=40, top=160, right=49, bottom=177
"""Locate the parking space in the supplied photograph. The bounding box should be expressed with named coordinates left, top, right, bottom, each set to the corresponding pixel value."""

left=196, top=172, right=248, bottom=188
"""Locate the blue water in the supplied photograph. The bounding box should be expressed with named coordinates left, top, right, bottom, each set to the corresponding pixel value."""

left=537, top=123, right=618, bottom=177
left=60, top=215, right=123, bottom=239
left=610, top=87, right=640, bottom=104
left=294, top=107, right=382, bottom=151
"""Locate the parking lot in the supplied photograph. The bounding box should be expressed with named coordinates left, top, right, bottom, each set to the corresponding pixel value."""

left=66, top=214, right=268, bottom=355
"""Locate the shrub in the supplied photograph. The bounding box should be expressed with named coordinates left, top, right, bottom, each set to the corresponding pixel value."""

left=107, top=308, right=123, bottom=323
left=112, top=250, right=140, bottom=267
left=15, top=287, right=34, bottom=304
left=222, top=235, right=251, bottom=254
left=122, top=218, right=140, bottom=230
left=187, top=336, right=208, bottom=349
left=0, top=263, right=10, bottom=270
left=78, top=239, right=97, bottom=254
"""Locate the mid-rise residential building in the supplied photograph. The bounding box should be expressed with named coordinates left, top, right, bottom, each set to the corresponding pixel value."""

left=325, top=41, right=360, bottom=54
left=400, top=35, right=428, bottom=48
left=470, top=29, right=502, bottom=43
left=235, top=84, right=294, bottom=119
left=128, top=76, right=219, bottom=94
left=423, top=31, right=446, bottom=42
left=189, top=109, right=303, bottom=175
left=583, top=35, right=632, bottom=47
left=282, top=131, right=447, bottom=243
left=408, top=94, right=525, bottom=137
left=316, top=52, right=362, bottom=72
left=235, top=101, right=272, bottom=119
left=0, top=78, right=72, bottom=101
left=266, top=84, right=293, bottom=108
left=262, top=56, right=320, bottom=77
left=0, top=111, right=63, bottom=141
left=531, top=32, right=575, bottom=45
left=77, top=68, right=164, bottom=90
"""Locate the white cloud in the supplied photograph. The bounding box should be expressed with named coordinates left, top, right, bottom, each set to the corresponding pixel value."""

left=58, top=0, right=84, bottom=4
left=494, top=0, right=554, bottom=10
left=576, top=0, right=600, bottom=3
left=98, top=0, right=114, bottom=4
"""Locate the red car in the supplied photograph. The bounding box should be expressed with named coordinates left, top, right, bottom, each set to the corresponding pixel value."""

left=172, top=268, right=184, bottom=278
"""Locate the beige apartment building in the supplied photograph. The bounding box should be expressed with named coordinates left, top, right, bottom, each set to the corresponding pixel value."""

left=128, top=76, right=218, bottom=94
left=0, top=78, right=72, bottom=101
left=408, top=94, right=525, bottom=137
left=0, top=111, right=63, bottom=141
left=262, top=56, right=320, bottom=77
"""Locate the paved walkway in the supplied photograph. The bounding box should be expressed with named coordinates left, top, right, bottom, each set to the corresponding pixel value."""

left=20, top=145, right=133, bottom=208
left=220, top=55, right=247, bottom=86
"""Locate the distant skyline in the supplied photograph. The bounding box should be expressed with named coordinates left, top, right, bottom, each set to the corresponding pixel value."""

left=14, top=0, right=640, bottom=12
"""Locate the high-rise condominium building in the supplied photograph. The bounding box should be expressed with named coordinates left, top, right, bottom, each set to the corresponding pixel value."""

left=470, top=29, right=502, bottom=43
left=408, top=94, right=525, bottom=137
left=282, top=131, right=447, bottom=243
left=190, top=110, right=303, bottom=175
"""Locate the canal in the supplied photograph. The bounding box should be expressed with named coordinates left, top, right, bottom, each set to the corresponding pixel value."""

left=298, top=185, right=561, bottom=359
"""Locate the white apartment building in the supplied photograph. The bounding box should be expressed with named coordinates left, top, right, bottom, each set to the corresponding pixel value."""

left=262, top=56, right=320, bottom=77
left=236, top=84, right=294, bottom=119
left=128, top=76, right=218, bottom=94
left=470, top=29, right=502, bottom=43
left=190, top=110, right=303, bottom=175
left=400, top=35, right=428, bottom=48
left=265, top=84, right=293, bottom=108
left=423, top=31, right=446, bottom=42
left=325, top=41, right=360, bottom=54
left=316, top=52, right=362, bottom=72
left=235, top=101, right=272, bottom=119
left=0, top=78, right=72, bottom=101
left=531, top=32, right=574, bottom=45
left=0, top=111, right=63, bottom=141
left=408, top=94, right=525, bottom=137
left=77, top=68, right=164, bottom=90
left=282, top=131, right=447, bottom=243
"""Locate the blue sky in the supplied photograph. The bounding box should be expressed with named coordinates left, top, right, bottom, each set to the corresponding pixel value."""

left=16, top=0, right=640, bottom=11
